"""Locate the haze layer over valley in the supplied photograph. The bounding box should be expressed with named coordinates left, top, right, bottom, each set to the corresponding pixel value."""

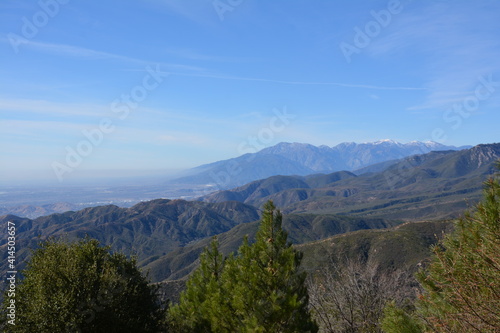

left=1, top=140, right=468, bottom=218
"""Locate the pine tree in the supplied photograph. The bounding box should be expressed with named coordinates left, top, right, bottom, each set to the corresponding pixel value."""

left=168, top=201, right=318, bottom=332
left=224, top=201, right=318, bottom=332
left=168, top=237, right=226, bottom=332
left=415, top=169, right=500, bottom=332
left=381, top=301, right=423, bottom=333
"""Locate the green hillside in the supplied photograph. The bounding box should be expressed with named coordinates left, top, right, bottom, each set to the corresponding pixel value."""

left=298, top=220, right=453, bottom=273
left=142, top=213, right=399, bottom=282
left=154, top=220, right=453, bottom=303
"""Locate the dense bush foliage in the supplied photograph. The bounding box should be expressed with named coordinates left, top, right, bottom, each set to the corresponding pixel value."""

left=1, top=238, right=165, bottom=333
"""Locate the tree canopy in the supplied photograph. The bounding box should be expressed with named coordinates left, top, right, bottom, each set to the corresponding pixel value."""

left=1, top=238, right=164, bottom=333
left=168, top=200, right=318, bottom=332
left=382, top=165, right=500, bottom=332
left=415, top=175, right=500, bottom=332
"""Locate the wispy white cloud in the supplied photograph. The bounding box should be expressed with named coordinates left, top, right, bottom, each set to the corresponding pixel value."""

left=0, top=39, right=426, bottom=93
left=164, top=47, right=261, bottom=63
left=0, top=38, right=205, bottom=72
left=147, top=0, right=215, bottom=26
left=1, top=119, right=89, bottom=141
left=368, top=2, right=478, bottom=57
left=0, top=97, right=254, bottom=134
left=369, top=2, right=500, bottom=111
left=0, top=97, right=111, bottom=117
left=107, top=126, right=233, bottom=152
left=156, top=133, right=207, bottom=145
left=169, top=72, right=427, bottom=90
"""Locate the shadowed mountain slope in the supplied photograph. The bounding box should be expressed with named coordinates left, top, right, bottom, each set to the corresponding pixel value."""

left=0, top=199, right=260, bottom=276
left=143, top=213, right=399, bottom=282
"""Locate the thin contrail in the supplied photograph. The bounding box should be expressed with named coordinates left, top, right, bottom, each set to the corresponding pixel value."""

left=169, top=72, right=427, bottom=91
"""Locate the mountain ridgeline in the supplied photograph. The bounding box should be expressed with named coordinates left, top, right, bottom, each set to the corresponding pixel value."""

left=0, top=200, right=259, bottom=276
left=172, top=140, right=469, bottom=188
left=0, top=199, right=398, bottom=283
left=200, top=143, right=500, bottom=220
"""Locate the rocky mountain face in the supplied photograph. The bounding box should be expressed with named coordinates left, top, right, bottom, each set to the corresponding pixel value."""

left=172, top=140, right=468, bottom=188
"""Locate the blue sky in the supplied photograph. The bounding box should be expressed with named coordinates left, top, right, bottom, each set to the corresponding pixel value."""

left=1, top=0, right=500, bottom=183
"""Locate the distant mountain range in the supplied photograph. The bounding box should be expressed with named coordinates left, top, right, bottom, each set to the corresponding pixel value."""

left=172, top=140, right=470, bottom=189
left=200, top=143, right=500, bottom=220
left=0, top=202, right=79, bottom=219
